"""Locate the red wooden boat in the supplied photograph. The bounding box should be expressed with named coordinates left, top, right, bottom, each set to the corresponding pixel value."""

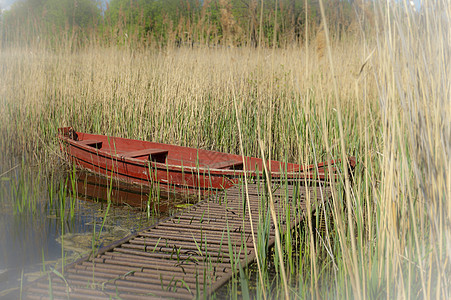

left=58, top=127, right=355, bottom=195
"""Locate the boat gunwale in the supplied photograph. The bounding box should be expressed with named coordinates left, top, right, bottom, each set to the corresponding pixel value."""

left=61, top=135, right=251, bottom=175
left=58, top=129, right=356, bottom=182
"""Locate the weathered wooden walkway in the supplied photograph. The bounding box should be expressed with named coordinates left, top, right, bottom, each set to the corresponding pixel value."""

left=24, top=182, right=332, bottom=299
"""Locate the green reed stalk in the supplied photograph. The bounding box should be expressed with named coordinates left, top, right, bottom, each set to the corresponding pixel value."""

left=317, top=0, right=360, bottom=296
left=258, top=139, right=289, bottom=299
left=232, top=84, right=267, bottom=300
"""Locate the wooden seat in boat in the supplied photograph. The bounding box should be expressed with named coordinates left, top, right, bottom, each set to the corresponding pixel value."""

left=209, top=160, right=243, bottom=170
left=78, top=140, right=103, bottom=149
left=123, top=149, right=168, bottom=163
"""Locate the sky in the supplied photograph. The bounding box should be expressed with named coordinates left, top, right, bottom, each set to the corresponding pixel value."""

left=1, top=0, right=423, bottom=13
left=0, top=0, right=109, bottom=11
left=0, top=0, right=17, bottom=10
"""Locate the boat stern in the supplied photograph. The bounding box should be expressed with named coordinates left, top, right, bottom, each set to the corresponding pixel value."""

left=58, top=127, right=78, bottom=141
left=58, top=127, right=79, bottom=161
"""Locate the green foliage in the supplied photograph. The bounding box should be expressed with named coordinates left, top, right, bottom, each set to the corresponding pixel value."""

left=42, top=0, right=100, bottom=30
left=1, top=0, right=361, bottom=48
left=104, top=0, right=201, bottom=45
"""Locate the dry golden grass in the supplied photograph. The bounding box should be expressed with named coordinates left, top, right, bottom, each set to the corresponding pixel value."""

left=0, top=0, right=449, bottom=297
left=0, top=40, right=376, bottom=161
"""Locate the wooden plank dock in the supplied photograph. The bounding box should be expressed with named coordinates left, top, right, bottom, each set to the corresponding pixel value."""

left=23, top=181, right=332, bottom=299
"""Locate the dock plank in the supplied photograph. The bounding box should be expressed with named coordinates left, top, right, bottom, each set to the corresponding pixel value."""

left=23, top=182, right=331, bottom=299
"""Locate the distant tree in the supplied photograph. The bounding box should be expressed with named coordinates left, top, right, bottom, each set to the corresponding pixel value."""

left=1, top=0, right=361, bottom=48
left=105, top=0, right=200, bottom=45
left=1, top=0, right=100, bottom=45
left=42, top=0, right=100, bottom=31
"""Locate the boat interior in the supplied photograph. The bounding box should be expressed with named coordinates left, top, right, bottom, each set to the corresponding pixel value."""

left=73, top=131, right=246, bottom=170
left=59, top=127, right=304, bottom=172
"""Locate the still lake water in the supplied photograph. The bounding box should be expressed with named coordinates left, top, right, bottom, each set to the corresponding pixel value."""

left=0, top=156, right=189, bottom=297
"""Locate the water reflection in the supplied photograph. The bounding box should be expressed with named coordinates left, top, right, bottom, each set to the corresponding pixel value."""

left=73, top=170, right=172, bottom=210
left=0, top=166, right=191, bottom=296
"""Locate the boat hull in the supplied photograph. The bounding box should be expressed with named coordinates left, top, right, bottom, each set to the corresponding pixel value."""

left=58, top=127, right=355, bottom=195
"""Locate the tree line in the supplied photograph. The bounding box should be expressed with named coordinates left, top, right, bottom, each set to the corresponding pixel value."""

left=0, top=0, right=368, bottom=48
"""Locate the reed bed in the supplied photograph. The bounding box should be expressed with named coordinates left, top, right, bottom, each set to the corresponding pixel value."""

left=0, top=42, right=371, bottom=160
left=0, top=0, right=449, bottom=298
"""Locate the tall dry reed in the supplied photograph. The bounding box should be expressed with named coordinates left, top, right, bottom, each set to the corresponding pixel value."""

left=0, top=0, right=449, bottom=297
